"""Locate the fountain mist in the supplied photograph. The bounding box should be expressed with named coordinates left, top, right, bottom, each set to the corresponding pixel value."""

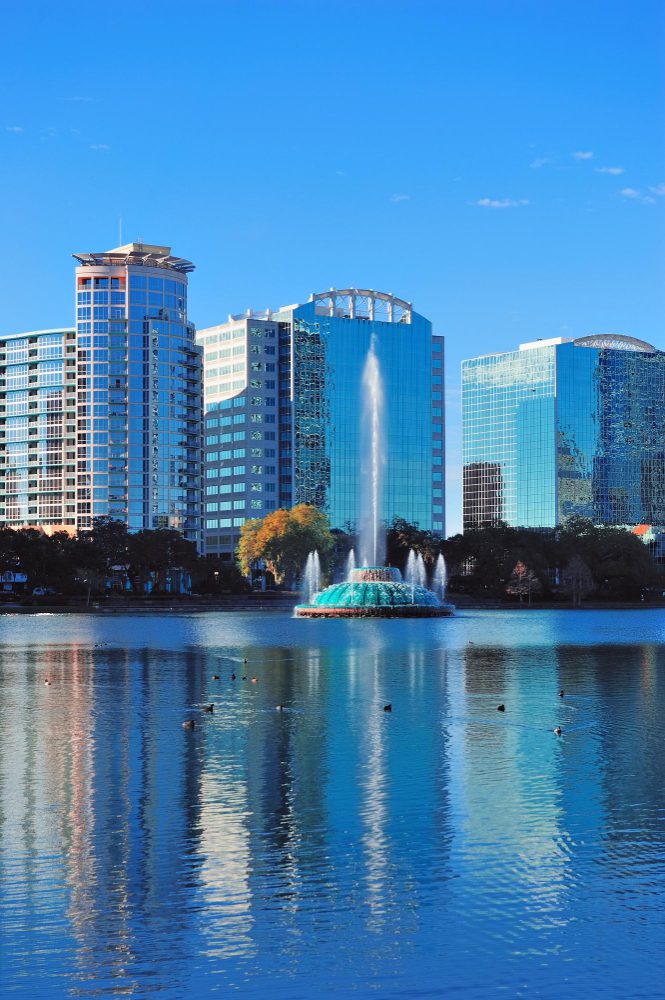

left=345, top=548, right=356, bottom=581
left=404, top=549, right=417, bottom=586
left=359, top=336, right=385, bottom=566
left=433, top=553, right=447, bottom=601
left=416, top=552, right=427, bottom=588
left=301, top=551, right=321, bottom=604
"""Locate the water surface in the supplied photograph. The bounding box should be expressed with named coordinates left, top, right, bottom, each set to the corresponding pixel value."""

left=1, top=609, right=664, bottom=998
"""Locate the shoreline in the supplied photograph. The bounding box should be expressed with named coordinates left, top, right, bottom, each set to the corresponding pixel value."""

left=1, top=594, right=663, bottom=614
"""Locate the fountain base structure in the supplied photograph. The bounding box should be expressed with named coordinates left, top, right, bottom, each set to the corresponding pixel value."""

left=295, top=567, right=455, bottom=618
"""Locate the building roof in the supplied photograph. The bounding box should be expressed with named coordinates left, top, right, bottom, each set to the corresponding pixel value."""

left=72, top=241, right=194, bottom=273
left=308, top=288, right=412, bottom=324
left=573, top=334, right=658, bottom=353
left=0, top=327, right=74, bottom=342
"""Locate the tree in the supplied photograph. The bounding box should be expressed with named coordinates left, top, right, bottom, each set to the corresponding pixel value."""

left=236, top=504, right=334, bottom=585
left=506, top=560, right=542, bottom=603
left=127, top=528, right=197, bottom=592
left=386, top=517, right=442, bottom=569
left=562, top=554, right=594, bottom=606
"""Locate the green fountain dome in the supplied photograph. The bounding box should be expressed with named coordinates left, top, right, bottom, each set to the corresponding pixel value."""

left=295, top=566, right=454, bottom=618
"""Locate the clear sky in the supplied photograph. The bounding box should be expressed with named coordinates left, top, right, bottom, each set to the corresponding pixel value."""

left=2, top=0, right=664, bottom=533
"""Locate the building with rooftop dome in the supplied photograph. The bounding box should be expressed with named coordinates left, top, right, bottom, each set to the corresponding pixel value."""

left=462, top=335, right=665, bottom=535
left=198, top=289, right=442, bottom=559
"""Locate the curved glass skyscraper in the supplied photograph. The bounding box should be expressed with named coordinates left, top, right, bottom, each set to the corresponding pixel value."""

left=462, top=334, right=665, bottom=535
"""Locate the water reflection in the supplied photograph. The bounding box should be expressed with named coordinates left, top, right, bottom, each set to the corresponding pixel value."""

left=0, top=612, right=664, bottom=998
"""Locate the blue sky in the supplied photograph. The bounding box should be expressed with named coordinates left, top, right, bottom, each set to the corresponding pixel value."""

left=2, top=0, right=664, bottom=533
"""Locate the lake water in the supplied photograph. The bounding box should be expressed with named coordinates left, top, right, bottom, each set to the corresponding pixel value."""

left=0, top=609, right=664, bottom=999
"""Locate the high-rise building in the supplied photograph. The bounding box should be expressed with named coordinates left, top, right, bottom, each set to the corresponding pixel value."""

left=72, top=243, right=203, bottom=545
left=198, top=289, right=442, bottom=559
left=0, top=328, right=77, bottom=531
left=462, top=334, right=665, bottom=533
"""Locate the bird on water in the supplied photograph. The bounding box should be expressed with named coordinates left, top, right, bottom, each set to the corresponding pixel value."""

left=554, top=726, right=562, bottom=736
left=497, top=704, right=505, bottom=712
left=383, top=704, right=392, bottom=712
left=182, top=719, right=196, bottom=730
left=212, top=674, right=220, bottom=680
left=202, top=704, right=214, bottom=713
left=559, top=689, right=564, bottom=698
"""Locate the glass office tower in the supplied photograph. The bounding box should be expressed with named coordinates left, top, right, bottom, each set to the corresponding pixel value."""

left=0, top=328, right=77, bottom=531
left=462, top=334, right=665, bottom=533
left=72, top=243, right=203, bottom=546
left=199, top=289, right=441, bottom=558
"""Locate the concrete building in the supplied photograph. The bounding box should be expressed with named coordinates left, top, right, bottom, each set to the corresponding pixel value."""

left=0, top=328, right=77, bottom=532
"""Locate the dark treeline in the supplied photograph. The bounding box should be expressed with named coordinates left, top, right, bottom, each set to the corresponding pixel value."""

left=380, top=516, right=660, bottom=603
left=0, top=517, right=248, bottom=597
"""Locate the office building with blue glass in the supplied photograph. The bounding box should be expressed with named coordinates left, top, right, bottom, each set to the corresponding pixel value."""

left=462, top=334, right=665, bottom=534
left=198, top=289, right=442, bottom=558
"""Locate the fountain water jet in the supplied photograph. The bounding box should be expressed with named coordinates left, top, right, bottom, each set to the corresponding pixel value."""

left=416, top=552, right=427, bottom=588
left=295, top=342, right=454, bottom=618
left=432, top=553, right=447, bottom=602
left=405, top=549, right=417, bottom=585
left=345, top=549, right=356, bottom=582
left=359, top=336, right=385, bottom=567
left=301, top=551, right=321, bottom=604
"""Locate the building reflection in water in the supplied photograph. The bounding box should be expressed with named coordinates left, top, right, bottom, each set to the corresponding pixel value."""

left=1, top=623, right=663, bottom=996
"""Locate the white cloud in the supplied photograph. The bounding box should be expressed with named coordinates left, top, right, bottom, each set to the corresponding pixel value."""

left=620, top=187, right=655, bottom=204
left=6, top=125, right=24, bottom=132
left=649, top=183, right=665, bottom=196
left=595, top=166, right=624, bottom=175
left=530, top=157, right=549, bottom=168
left=572, top=151, right=594, bottom=160
left=390, top=193, right=410, bottom=202
left=90, top=143, right=110, bottom=151
left=474, top=197, right=529, bottom=209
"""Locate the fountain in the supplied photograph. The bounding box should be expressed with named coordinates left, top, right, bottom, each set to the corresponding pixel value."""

left=432, top=553, right=447, bottom=602
left=295, top=339, right=454, bottom=618
left=345, top=548, right=356, bottom=581
left=301, top=551, right=321, bottom=604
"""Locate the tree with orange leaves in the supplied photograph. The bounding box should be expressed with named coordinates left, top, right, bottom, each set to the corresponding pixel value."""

left=237, top=504, right=333, bottom=585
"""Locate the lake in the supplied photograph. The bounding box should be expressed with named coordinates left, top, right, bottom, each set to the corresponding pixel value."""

left=1, top=609, right=664, bottom=998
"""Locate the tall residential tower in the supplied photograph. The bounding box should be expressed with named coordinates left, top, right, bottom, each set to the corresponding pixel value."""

left=72, top=243, right=203, bottom=545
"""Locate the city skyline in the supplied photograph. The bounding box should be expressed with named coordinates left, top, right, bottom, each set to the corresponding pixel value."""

left=2, top=1, right=663, bottom=534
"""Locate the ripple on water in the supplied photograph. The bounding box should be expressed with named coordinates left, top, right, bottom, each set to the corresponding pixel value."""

left=0, top=610, right=664, bottom=998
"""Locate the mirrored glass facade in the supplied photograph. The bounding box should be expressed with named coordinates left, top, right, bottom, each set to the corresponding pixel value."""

left=73, top=244, right=203, bottom=546
left=200, top=290, right=441, bottom=558
left=462, top=335, right=665, bottom=534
